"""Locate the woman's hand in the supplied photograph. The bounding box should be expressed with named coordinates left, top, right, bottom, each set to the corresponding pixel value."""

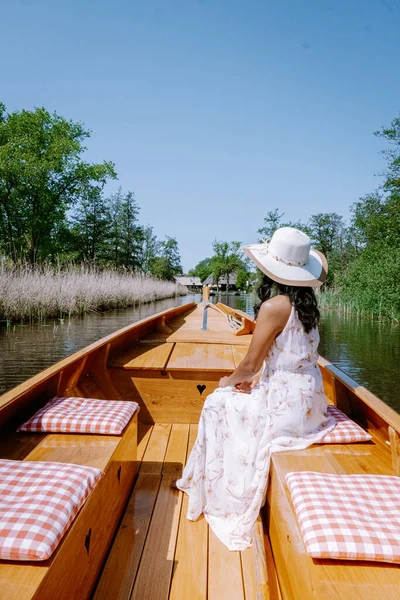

left=235, top=371, right=261, bottom=394
left=219, top=376, right=231, bottom=388
left=235, top=380, right=253, bottom=394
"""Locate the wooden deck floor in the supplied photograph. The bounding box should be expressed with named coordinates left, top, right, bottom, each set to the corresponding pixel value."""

left=92, top=422, right=270, bottom=600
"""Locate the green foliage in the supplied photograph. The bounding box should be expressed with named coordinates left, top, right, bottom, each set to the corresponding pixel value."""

left=208, top=240, right=251, bottom=290
left=337, top=242, right=400, bottom=320
left=69, top=187, right=112, bottom=263
left=137, top=225, right=161, bottom=274
left=107, top=188, right=143, bottom=269
left=189, top=257, right=213, bottom=282
left=375, top=115, right=400, bottom=192
left=351, top=192, right=400, bottom=248
left=0, top=103, right=116, bottom=262
left=0, top=103, right=183, bottom=280
left=149, top=236, right=182, bottom=280
left=257, top=209, right=311, bottom=241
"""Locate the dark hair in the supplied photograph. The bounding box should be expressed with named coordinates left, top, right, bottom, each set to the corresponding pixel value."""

left=253, top=274, right=320, bottom=333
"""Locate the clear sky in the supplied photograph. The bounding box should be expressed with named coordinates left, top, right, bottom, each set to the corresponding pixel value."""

left=1, top=0, right=399, bottom=271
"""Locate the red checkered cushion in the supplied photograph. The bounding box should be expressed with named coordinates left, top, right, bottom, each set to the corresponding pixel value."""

left=319, top=405, right=371, bottom=444
left=18, top=397, right=139, bottom=435
left=286, top=471, right=400, bottom=563
left=0, top=459, right=104, bottom=561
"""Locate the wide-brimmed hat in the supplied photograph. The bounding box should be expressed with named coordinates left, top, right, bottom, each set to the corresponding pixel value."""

left=241, top=227, right=328, bottom=287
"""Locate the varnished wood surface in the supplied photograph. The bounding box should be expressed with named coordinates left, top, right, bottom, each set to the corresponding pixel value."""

left=111, top=343, right=174, bottom=370
left=167, top=343, right=236, bottom=371
left=3, top=300, right=400, bottom=600
left=0, top=413, right=139, bottom=600
left=267, top=430, right=400, bottom=600
left=0, top=302, right=196, bottom=430
left=92, top=422, right=269, bottom=600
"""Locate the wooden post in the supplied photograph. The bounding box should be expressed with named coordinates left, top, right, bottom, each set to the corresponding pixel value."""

left=202, top=285, right=210, bottom=302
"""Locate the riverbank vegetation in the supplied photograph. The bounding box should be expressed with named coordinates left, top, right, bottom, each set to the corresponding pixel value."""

left=0, top=103, right=186, bottom=321
left=0, top=264, right=186, bottom=322
left=190, top=115, right=400, bottom=321
left=0, top=103, right=182, bottom=280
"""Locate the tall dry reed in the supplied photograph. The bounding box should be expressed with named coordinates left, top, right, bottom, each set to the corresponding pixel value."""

left=0, top=264, right=187, bottom=322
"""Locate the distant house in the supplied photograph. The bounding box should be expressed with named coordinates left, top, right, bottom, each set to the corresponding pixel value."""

left=203, top=273, right=238, bottom=291
left=173, top=275, right=202, bottom=289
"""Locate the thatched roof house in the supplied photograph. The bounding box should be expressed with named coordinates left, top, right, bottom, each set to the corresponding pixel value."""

left=173, top=276, right=202, bottom=289
left=203, top=273, right=238, bottom=290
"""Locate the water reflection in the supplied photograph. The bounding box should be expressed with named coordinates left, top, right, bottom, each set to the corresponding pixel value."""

left=0, top=294, right=399, bottom=413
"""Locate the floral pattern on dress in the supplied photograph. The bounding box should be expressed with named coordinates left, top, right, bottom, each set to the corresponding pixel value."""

left=176, top=305, right=336, bottom=551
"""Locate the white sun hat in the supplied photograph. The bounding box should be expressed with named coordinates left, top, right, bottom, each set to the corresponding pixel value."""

left=242, top=227, right=328, bottom=288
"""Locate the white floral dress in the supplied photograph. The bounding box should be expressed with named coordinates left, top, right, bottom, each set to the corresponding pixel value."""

left=176, top=305, right=336, bottom=551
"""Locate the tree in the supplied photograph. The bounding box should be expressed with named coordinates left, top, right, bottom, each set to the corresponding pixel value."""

left=137, top=225, right=161, bottom=274
left=308, top=213, right=345, bottom=256
left=257, top=209, right=310, bottom=242
left=210, top=240, right=248, bottom=290
left=0, top=103, right=116, bottom=262
left=149, top=236, right=182, bottom=280
left=69, top=187, right=111, bottom=263
left=375, top=115, right=400, bottom=193
left=108, top=188, right=143, bottom=269
left=189, top=257, right=213, bottom=282
left=211, top=240, right=229, bottom=289
left=351, top=193, right=400, bottom=248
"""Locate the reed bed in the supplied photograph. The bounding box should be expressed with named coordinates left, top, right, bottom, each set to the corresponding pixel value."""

left=318, top=289, right=399, bottom=323
left=0, top=264, right=187, bottom=322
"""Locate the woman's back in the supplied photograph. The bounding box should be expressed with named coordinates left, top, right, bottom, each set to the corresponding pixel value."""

left=262, top=304, right=320, bottom=376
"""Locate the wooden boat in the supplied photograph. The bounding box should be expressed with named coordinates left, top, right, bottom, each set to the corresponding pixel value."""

left=1, top=294, right=400, bottom=600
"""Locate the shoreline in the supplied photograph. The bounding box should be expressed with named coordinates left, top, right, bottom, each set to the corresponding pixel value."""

left=0, top=265, right=187, bottom=323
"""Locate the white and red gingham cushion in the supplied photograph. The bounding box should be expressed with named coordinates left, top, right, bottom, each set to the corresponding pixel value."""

left=18, top=397, right=139, bottom=435
left=286, top=471, right=400, bottom=563
left=319, top=405, right=372, bottom=444
left=0, top=459, right=104, bottom=561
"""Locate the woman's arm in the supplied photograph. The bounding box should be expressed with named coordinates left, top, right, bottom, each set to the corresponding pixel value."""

left=219, top=295, right=292, bottom=388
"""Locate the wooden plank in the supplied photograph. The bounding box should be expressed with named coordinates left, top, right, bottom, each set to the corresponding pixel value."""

left=137, top=424, right=153, bottom=462
left=92, top=473, right=161, bottom=600
left=130, top=476, right=183, bottom=600
left=162, top=424, right=190, bottom=476
left=140, top=424, right=171, bottom=474
left=208, top=528, right=245, bottom=600
left=110, top=343, right=174, bottom=370
left=0, top=414, right=139, bottom=600
left=110, top=370, right=218, bottom=424
left=240, top=517, right=269, bottom=600
left=169, top=493, right=208, bottom=600
left=24, top=434, right=120, bottom=471
left=142, top=329, right=253, bottom=345
left=263, top=530, right=282, bottom=600
left=267, top=449, right=400, bottom=600
left=231, top=345, right=249, bottom=368
left=187, top=423, right=199, bottom=457
left=0, top=303, right=196, bottom=429
left=167, top=343, right=236, bottom=371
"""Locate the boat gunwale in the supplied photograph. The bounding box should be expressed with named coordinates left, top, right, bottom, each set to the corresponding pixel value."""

left=0, top=302, right=196, bottom=412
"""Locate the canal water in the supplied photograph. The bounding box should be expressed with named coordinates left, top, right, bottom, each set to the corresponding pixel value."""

left=1, top=294, right=399, bottom=412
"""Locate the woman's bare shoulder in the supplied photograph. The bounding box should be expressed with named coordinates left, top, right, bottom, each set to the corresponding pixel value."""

left=258, top=295, right=292, bottom=326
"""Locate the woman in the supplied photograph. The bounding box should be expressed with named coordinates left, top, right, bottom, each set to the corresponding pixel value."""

left=175, top=227, right=336, bottom=551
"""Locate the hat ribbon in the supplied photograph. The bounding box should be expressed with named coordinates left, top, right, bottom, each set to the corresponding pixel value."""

left=258, top=242, right=307, bottom=267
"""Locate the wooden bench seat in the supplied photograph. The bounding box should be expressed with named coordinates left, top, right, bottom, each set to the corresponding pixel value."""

left=0, top=412, right=139, bottom=600
left=92, top=422, right=273, bottom=600
left=266, top=434, right=400, bottom=600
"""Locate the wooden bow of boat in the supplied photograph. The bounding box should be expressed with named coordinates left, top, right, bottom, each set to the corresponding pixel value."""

left=1, top=301, right=400, bottom=600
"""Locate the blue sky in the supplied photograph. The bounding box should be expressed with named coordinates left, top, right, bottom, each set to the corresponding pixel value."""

left=1, top=0, right=399, bottom=270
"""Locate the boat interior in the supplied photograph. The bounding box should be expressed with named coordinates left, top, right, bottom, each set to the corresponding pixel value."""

left=1, top=300, right=400, bottom=599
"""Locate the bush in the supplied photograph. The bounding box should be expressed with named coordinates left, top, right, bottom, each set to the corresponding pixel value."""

left=336, top=242, right=400, bottom=320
